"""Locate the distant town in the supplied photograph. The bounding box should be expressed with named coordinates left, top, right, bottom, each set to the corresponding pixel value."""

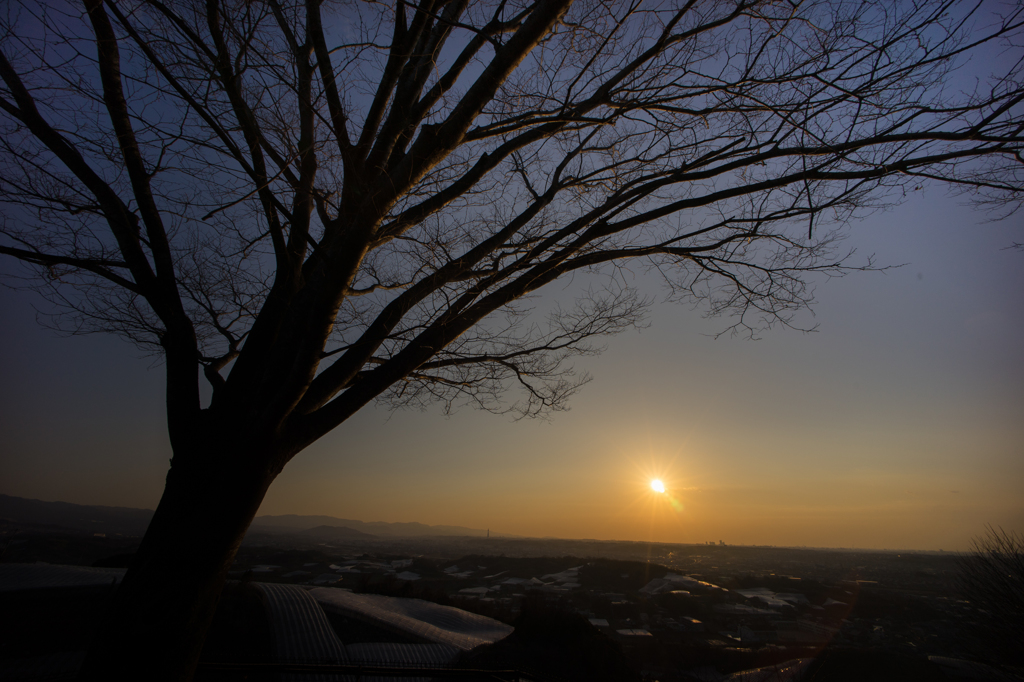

left=0, top=494, right=1016, bottom=681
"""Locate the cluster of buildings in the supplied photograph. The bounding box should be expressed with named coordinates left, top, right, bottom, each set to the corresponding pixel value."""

left=237, top=551, right=863, bottom=675
left=232, top=545, right=997, bottom=681
left=2, top=534, right=1003, bottom=682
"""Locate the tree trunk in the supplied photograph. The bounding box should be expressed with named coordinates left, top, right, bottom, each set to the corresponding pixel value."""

left=77, top=435, right=279, bottom=682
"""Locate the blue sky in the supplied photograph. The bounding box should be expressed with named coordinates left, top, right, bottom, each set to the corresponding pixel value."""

left=2, top=184, right=1021, bottom=551
left=1, top=0, right=1022, bottom=552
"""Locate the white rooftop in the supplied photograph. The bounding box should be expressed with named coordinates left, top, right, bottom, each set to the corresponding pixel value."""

left=311, top=587, right=513, bottom=651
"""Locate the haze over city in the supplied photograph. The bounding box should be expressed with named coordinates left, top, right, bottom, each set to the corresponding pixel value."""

left=3, top=189, right=1020, bottom=552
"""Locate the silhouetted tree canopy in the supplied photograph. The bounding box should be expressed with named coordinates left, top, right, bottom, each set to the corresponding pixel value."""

left=957, top=526, right=1024, bottom=664
left=1, top=1, right=1022, bottom=679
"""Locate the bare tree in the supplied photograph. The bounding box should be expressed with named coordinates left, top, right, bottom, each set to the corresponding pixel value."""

left=956, top=526, right=1024, bottom=664
left=1, top=0, right=1021, bottom=678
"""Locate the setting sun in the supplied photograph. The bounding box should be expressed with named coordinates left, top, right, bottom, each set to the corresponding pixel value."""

left=650, top=479, right=666, bottom=493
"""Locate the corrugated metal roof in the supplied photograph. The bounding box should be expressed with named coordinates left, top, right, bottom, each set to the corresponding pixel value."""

left=346, top=642, right=459, bottom=667
left=0, top=567, right=489, bottom=680
left=310, top=588, right=513, bottom=651
left=343, top=643, right=460, bottom=682
left=255, top=582, right=348, bottom=681
left=256, top=583, right=470, bottom=680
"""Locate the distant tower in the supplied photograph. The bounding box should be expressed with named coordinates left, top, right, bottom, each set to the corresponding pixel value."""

left=487, top=528, right=490, bottom=538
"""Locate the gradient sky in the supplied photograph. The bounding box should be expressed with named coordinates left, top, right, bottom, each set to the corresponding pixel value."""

left=2, top=3, right=1023, bottom=551
left=2, top=183, right=1021, bottom=551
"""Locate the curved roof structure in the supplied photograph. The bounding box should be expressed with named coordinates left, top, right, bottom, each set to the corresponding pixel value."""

left=309, top=588, right=513, bottom=652
left=1, top=566, right=505, bottom=679
left=256, top=582, right=347, bottom=666
left=346, top=642, right=460, bottom=668
left=256, top=583, right=473, bottom=680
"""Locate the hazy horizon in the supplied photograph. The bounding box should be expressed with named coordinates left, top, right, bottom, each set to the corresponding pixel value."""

left=1, top=491, right=977, bottom=554
left=2, top=190, right=1022, bottom=554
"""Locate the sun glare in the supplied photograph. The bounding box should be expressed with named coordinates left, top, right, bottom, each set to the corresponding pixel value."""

left=650, top=479, right=666, bottom=493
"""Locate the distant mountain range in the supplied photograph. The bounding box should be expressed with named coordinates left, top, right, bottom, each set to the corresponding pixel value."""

left=0, top=494, right=499, bottom=539
left=294, top=525, right=377, bottom=541
left=0, top=494, right=153, bottom=536
left=249, top=514, right=496, bottom=538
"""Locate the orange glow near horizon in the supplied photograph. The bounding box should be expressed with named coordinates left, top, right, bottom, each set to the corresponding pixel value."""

left=621, top=459, right=691, bottom=541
